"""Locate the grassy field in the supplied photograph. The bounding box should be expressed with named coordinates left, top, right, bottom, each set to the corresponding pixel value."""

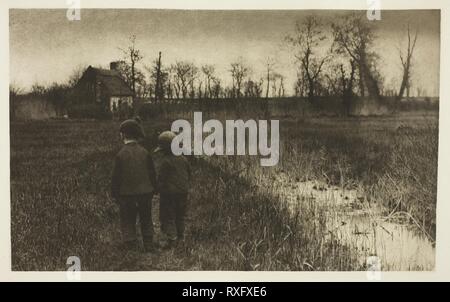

left=10, top=111, right=438, bottom=271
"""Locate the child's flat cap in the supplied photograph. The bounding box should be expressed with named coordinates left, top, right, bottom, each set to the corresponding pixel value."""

left=120, top=119, right=142, bottom=138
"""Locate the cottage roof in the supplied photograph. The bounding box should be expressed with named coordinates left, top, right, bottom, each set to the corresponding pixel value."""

left=87, top=66, right=134, bottom=96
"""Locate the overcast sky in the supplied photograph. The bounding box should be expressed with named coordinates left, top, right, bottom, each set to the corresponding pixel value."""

left=10, top=9, right=440, bottom=96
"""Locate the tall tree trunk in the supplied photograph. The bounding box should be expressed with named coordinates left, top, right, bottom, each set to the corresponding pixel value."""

left=397, top=24, right=417, bottom=102
left=131, top=60, right=136, bottom=96
left=307, top=77, right=315, bottom=101
left=358, top=63, right=366, bottom=97
left=155, top=51, right=162, bottom=103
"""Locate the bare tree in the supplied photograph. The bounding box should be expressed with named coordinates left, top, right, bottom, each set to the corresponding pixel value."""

left=171, top=62, right=188, bottom=99
left=67, top=65, right=87, bottom=88
left=270, top=73, right=280, bottom=97
left=341, top=61, right=356, bottom=96
left=167, top=68, right=179, bottom=99
left=281, top=76, right=286, bottom=97
left=165, top=77, right=173, bottom=100
left=211, top=77, right=222, bottom=99
left=201, top=64, right=216, bottom=99
left=119, top=35, right=144, bottom=97
left=244, top=78, right=264, bottom=98
left=230, top=58, right=250, bottom=99
left=146, top=51, right=169, bottom=102
left=188, top=65, right=198, bottom=99
left=154, top=51, right=164, bottom=102
left=189, top=76, right=197, bottom=99
left=171, top=61, right=198, bottom=99
left=325, top=59, right=356, bottom=98
left=264, top=57, right=276, bottom=99
left=143, top=82, right=154, bottom=99
left=325, top=66, right=341, bottom=96
left=340, top=60, right=357, bottom=115
left=294, top=68, right=307, bottom=97
left=286, top=16, right=331, bottom=101
left=397, top=24, right=418, bottom=100
left=30, top=82, right=47, bottom=96
left=46, top=82, right=72, bottom=116
left=332, top=13, right=381, bottom=99
left=10, top=84, right=22, bottom=121
left=255, top=78, right=264, bottom=98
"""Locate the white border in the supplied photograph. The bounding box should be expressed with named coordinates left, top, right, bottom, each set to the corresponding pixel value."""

left=1, top=0, right=449, bottom=282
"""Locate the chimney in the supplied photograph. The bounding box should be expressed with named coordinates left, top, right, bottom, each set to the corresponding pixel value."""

left=110, top=61, right=119, bottom=71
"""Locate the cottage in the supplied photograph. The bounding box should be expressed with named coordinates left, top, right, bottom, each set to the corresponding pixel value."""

left=74, top=63, right=134, bottom=113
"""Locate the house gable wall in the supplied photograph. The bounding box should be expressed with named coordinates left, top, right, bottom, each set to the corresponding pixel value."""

left=74, top=66, right=134, bottom=114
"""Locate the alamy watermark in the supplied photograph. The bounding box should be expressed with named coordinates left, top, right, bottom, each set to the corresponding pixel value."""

left=66, top=256, right=81, bottom=280
left=367, top=0, right=382, bottom=21
left=366, top=256, right=381, bottom=280
left=171, top=112, right=280, bottom=167
left=66, top=0, right=81, bottom=21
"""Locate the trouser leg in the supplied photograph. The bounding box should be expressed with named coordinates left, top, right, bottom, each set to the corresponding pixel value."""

left=175, top=193, right=188, bottom=240
left=119, top=198, right=138, bottom=246
left=160, top=193, right=176, bottom=241
left=137, top=194, right=154, bottom=249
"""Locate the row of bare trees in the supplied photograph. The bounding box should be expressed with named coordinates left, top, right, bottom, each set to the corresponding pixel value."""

left=11, top=13, right=420, bottom=110
left=287, top=13, right=418, bottom=104
left=114, top=13, right=418, bottom=104
left=116, top=41, right=288, bottom=102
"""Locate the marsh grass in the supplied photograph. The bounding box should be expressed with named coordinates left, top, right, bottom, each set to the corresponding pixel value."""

left=10, top=112, right=437, bottom=270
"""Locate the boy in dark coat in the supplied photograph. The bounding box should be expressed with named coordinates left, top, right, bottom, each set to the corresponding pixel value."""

left=155, top=131, right=191, bottom=245
left=132, top=116, right=152, bottom=152
left=111, top=119, right=158, bottom=252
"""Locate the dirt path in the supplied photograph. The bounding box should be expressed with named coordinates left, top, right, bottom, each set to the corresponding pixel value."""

left=108, top=194, right=198, bottom=271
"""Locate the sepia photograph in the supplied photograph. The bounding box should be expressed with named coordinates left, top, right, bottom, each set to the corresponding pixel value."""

left=8, top=6, right=440, bottom=273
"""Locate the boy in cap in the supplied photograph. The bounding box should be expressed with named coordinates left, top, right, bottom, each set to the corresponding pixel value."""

left=111, top=119, right=158, bottom=252
left=155, top=131, right=191, bottom=246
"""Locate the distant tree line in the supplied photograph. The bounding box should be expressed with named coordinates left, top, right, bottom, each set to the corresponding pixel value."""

left=114, top=13, right=420, bottom=106
left=10, top=12, right=425, bottom=119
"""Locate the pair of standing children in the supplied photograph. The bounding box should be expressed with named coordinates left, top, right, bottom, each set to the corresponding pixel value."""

left=111, top=119, right=190, bottom=252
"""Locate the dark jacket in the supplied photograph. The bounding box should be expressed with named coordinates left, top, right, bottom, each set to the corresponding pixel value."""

left=157, top=151, right=191, bottom=195
left=111, top=142, right=157, bottom=198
